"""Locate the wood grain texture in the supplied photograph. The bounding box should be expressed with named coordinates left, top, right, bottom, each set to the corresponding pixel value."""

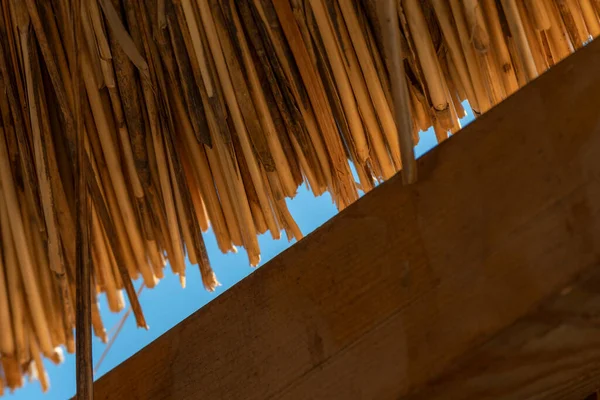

left=94, top=39, right=600, bottom=400
left=405, top=268, right=600, bottom=400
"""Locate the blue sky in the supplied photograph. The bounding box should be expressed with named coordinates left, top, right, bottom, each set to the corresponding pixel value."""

left=7, top=106, right=473, bottom=399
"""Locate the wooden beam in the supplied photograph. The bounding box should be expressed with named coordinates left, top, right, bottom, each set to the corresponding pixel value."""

left=94, top=39, right=600, bottom=400
left=405, top=268, right=600, bottom=399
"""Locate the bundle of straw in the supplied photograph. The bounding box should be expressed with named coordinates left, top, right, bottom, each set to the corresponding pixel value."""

left=0, top=0, right=598, bottom=394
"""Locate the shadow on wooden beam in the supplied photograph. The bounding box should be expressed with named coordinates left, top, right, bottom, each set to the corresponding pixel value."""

left=94, top=39, right=600, bottom=400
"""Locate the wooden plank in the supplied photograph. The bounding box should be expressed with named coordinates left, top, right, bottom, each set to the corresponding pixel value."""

left=94, top=39, right=600, bottom=400
left=404, top=268, right=600, bottom=399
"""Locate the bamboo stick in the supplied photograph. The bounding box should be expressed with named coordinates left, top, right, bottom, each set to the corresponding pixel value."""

left=410, top=85, right=432, bottom=132
left=88, top=0, right=116, bottom=89
left=88, top=0, right=112, bottom=63
left=308, top=0, right=370, bottom=164
left=237, top=1, right=313, bottom=187
left=439, top=53, right=464, bottom=130
left=168, top=155, right=193, bottom=285
left=361, top=8, right=396, bottom=117
left=85, top=117, right=140, bottom=282
left=90, top=282, right=107, bottom=344
left=144, top=3, right=217, bottom=281
left=173, top=90, right=235, bottom=252
left=222, top=0, right=299, bottom=196
left=24, top=0, right=75, bottom=145
left=540, top=29, right=556, bottom=67
left=180, top=0, right=215, bottom=98
left=72, top=0, right=97, bottom=389
left=478, top=42, right=507, bottom=103
left=337, top=0, right=401, bottom=167
left=380, top=0, right=417, bottom=184
left=328, top=1, right=395, bottom=179
left=481, top=0, right=520, bottom=96
left=145, top=240, right=165, bottom=282
left=36, top=1, right=74, bottom=118
left=403, top=0, right=451, bottom=118
left=29, top=330, right=49, bottom=392
left=166, top=2, right=211, bottom=149
left=1, top=357, right=23, bottom=391
left=431, top=0, right=480, bottom=113
left=81, top=0, right=105, bottom=88
left=151, top=122, right=186, bottom=277
left=268, top=0, right=357, bottom=207
left=178, top=140, right=210, bottom=234
left=303, top=3, right=357, bottom=180
left=517, top=0, right=549, bottom=74
left=91, top=205, right=122, bottom=312
left=231, top=129, right=272, bottom=237
left=448, top=54, right=467, bottom=101
left=555, top=0, right=587, bottom=48
left=81, top=50, right=157, bottom=288
left=21, top=21, right=76, bottom=330
left=0, top=13, right=47, bottom=244
left=449, top=0, right=493, bottom=112
left=262, top=3, right=338, bottom=193
left=199, top=0, right=281, bottom=237
left=191, top=3, right=260, bottom=262
left=501, top=0, right=539, bottom=81
left=433, top=115, right=449, bottom=143
left=568, top=0, right=591, bottom=43
left=543, top=0, right=575, bottom=61
left=525, top=0, right=552, bottom=30
left=0, top=190, right=27, bottom=365
left=99, top=0, right=149, bottom=77
left=0, top=129, right=54, bottom=358
left=32, top=35, right=77, bottom=294
left=463, top=0, right=491, bottom=51
left=27, top=216, right=63, bottom=348
left=3, top=2, right=23, bottom=97
left=104, top=70, right=145, bottom=202
left=208, top=112, right=261, bottom=264
left=0, top=188, right=15, bottom=357
left=104, top=217, right=129, bottom=294
left=85, top=155, right=147, bottom=328
left=208, top=148, right=246, bottom=248
left=579, top=0, right=600, bottom=37
left=105, top=0, right=158, bottom=246
left=263, top=168, right=302, bottom=241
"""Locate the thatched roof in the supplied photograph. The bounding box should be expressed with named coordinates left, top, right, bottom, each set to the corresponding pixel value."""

left=0, top=0, right=598, bottom=394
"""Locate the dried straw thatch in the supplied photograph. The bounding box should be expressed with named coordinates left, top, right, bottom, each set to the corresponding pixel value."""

left=0, top=0, right=598, bottom=394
